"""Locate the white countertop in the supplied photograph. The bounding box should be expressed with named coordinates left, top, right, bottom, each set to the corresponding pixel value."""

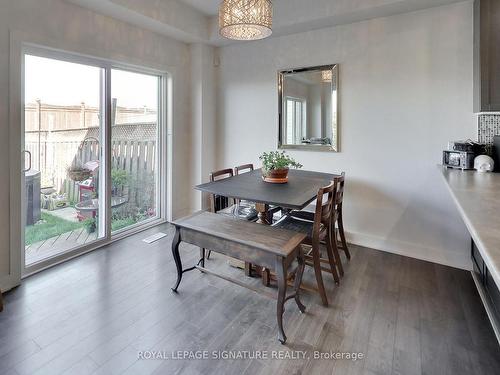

left=441, top=167, right=500, bottom=288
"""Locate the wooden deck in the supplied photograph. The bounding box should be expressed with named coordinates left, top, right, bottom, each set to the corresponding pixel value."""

left=25, top=228, right=98, bottom=266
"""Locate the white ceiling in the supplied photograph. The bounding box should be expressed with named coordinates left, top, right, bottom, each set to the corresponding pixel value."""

left=179, top=0, right=220, bottom=16
left=67, top=0, right=468, bottom=46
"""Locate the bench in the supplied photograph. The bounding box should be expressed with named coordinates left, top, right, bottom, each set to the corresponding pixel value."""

left=171, top=211, right=307, bottom=344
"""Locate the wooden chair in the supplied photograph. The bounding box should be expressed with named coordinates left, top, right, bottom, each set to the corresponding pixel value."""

left=273, top=180, right=340, bottom=306
left=234, top=163, right=282, bottom=223
left=334, top=173, right=351, bottom=260
left=290, top=172, right=350, bottom=271
left=234, top=163, right=254, bottom=176
left=203, top=168, right=258, bottom=261
left=234, top=164, right=256, bottom=208
left=209, top=168, right=257, bottom=220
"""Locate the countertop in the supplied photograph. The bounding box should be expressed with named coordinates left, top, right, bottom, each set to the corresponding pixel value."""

left=441, top=167, right=500, bottom=288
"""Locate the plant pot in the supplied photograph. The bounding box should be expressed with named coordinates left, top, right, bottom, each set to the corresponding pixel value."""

left=68, top=169, right=91, bottom=182
left=262, top=168, right=289, bottom=183
left=85, top=222, right=96, bottom=234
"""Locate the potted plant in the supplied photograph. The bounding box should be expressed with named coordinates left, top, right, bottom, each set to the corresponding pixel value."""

left=83, top=217, right=96, bottom=234
left=259, top=151, right=303, bottom=183
left=67, top=163, right=92, bottom=182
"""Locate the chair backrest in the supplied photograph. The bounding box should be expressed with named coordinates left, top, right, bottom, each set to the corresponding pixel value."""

left=312, top=180, right=337, bottom=239
left=210, top=168, right=233, bottom=182
left=234, top=163, right=254, bottom=175
left=335, top=172, right=346, bottom=209
left=209, top=168, right=234, bottom=212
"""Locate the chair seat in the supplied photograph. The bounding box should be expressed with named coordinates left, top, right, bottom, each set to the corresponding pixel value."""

left=239, top=199, right=254, bottom=207
left=289, top=209, right=314, bottom=222
left=218, top=204, right=258, bottom=221
left=273, top=215, right=318, bottom=238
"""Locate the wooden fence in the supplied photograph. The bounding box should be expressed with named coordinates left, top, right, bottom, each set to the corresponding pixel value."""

left=25, top=123, right=157, bottom=205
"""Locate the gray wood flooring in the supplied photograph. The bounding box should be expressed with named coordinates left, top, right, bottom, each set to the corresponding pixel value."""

left=1, top=223, right=499, bottom=375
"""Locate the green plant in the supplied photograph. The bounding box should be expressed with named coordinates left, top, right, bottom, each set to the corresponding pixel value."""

left=82, top=217, right=96, bottom=233
left=111, top=216, right=138, bottom=232
left=259, top=151, right=303, bottom=171
left=111, top=169, right=129, bottom=189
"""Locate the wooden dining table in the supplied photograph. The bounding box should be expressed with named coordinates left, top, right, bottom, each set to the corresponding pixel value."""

left=195, top=168, right=340, bottom=224
left=195, top=168, right=340, bottom=284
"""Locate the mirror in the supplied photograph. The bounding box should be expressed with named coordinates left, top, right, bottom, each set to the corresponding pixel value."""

left=278, top=65, right=338, bottom=152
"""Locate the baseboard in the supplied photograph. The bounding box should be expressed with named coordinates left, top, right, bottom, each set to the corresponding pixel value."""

left=0, top=274, right=20, bottom=294
left=172, top=206, right=194, bottom=221
left=346, top=230, right=471, bottom=270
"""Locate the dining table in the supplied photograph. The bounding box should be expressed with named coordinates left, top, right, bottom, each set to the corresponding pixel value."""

left=195, top=168, right=340, bottom=285
left=195, top=168, right=340, bottom=224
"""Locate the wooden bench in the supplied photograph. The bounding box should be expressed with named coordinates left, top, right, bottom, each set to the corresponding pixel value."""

left=171, top=211, right=307, bottom=344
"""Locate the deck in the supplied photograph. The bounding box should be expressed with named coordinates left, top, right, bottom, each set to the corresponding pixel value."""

left=25, top=228, right=98, bottom=266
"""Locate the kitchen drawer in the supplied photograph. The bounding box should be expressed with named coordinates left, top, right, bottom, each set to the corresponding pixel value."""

left=485, top=268, right=500, bottom=323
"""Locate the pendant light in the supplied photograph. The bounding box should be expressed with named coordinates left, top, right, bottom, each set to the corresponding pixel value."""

left=219, top=0, right=273, bottom=41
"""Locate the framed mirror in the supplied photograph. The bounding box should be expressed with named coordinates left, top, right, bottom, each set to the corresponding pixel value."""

left=278, top=64, right=338, bottom=152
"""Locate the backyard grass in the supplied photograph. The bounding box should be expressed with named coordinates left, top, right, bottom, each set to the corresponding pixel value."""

left=111, top=216, right=138, bottom=232
left=25, top=211, right=84, bottom=246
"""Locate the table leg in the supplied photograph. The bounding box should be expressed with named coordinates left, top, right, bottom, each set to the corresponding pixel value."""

left=244, top=262, right=252, bottom=277
left=249, top=203, right=271, bottom=285
left=199, top=247, right=206, bottom=268
left=275, top=257, right=288, bottom=344
left=171, top=228, right=183, bottom=293
left=294, top=247, right=306, bottom=313
left=255, top=203, right=270, bottom=225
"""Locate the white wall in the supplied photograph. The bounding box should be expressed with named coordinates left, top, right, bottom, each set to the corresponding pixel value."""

left=216, top=1, right=475, bottom=269
left=0, top=0, right=193, bottom=291
left=189, top=43, right=217, bottom=210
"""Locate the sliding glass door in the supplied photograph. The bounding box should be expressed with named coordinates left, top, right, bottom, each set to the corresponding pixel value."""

left=110, top=69, right=160, bottom=233
left=22, top=50, right=166, bottom=273
left=23, top=55, right=106, bottom=267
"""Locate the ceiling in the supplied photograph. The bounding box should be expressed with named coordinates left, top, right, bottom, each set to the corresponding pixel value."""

left=67, top=0, right=468, bottom=46
left=179, top=0, right=220, bottom=16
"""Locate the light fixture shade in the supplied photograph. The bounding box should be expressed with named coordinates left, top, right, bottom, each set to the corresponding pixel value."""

left=219, top=0, right=273, bottom=41
left=322, top=70, right=332, bottom=82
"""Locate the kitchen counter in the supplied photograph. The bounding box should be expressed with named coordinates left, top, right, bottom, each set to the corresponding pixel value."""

left=441, top=167, right=500, bottom=288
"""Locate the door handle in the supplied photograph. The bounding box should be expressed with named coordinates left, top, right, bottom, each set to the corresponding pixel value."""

left=22, top=150, right=32, bottom=172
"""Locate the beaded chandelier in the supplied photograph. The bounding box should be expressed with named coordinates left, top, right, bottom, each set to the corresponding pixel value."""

left=219, top=0, right=273, bottom=41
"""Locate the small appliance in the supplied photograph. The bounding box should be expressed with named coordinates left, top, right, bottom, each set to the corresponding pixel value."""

left=443, top=150, right=475, bottom=170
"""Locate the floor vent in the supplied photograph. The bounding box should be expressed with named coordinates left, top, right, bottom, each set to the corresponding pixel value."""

left=142, top=232, right=168, bottom=244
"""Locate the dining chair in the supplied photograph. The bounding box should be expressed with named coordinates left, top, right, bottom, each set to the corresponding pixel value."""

left=212, top=168, right=258, bottom=221
left=334, top=173, right=351, bottom=260
left=272, top=180, right=340, bottom=306
left=234, top=164, right=255, bottom=208
left=290, top=172, right=350, bottom=270
left=234, top=163, right=282, bottom=223
left=203, top=168, right=258, bottom=262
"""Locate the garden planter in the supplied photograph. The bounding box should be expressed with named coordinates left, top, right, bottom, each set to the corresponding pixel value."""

left=68, top=169, right=91, bottom=182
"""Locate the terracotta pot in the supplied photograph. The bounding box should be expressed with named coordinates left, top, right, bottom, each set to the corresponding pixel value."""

left=262, top=168, right=289, bottom=183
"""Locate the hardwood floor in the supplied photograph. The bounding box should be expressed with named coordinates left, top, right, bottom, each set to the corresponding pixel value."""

left=1, top=223, right=499, bottom=375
